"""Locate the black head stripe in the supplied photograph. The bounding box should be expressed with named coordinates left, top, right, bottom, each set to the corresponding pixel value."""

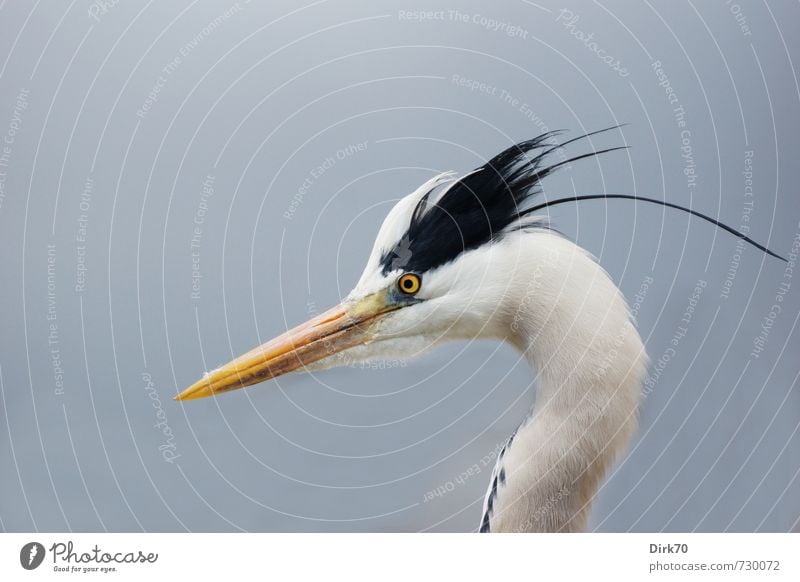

left=379, top=128, right=626, bottom=275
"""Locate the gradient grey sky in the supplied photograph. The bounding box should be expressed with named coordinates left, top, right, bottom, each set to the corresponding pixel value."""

left=1, top=0, right=799, bottom=532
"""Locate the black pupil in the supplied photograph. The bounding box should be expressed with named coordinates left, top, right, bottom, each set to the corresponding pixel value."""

left=403, top=278, right=413, bottom=289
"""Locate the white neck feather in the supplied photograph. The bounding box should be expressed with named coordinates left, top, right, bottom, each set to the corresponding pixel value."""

left=481, top=233, right=648, bottom=533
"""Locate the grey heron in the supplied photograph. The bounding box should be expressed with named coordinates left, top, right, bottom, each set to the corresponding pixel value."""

left=176, top=129, right=784, bottom=532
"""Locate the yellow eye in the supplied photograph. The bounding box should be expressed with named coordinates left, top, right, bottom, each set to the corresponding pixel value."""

left=397, top=273, right=421, bottom=295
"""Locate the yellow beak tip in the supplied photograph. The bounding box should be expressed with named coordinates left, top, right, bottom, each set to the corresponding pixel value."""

left=175, top=381, right=215, bottom=402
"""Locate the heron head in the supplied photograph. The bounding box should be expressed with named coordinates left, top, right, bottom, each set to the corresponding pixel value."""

left=176, top=132, right=613, bottom=401
left=176, top=126, right=786, bottom=401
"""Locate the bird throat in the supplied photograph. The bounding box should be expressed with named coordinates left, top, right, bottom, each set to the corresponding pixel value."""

left=481, top=243, right=647, bottom=532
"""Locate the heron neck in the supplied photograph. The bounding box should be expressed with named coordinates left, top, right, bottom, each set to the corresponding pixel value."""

left=483, top=235, right=647, bottom=532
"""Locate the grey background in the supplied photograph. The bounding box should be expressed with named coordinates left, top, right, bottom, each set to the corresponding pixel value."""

left=1, top=0, right=799, bottom=533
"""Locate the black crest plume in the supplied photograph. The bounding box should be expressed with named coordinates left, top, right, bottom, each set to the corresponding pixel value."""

left=379, top=127, right=626, bottom=274
left=379, top=127, right=785, bottom=275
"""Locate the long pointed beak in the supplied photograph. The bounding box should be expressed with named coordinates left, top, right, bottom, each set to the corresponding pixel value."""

left=176, top=292, right=394, bottom=401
